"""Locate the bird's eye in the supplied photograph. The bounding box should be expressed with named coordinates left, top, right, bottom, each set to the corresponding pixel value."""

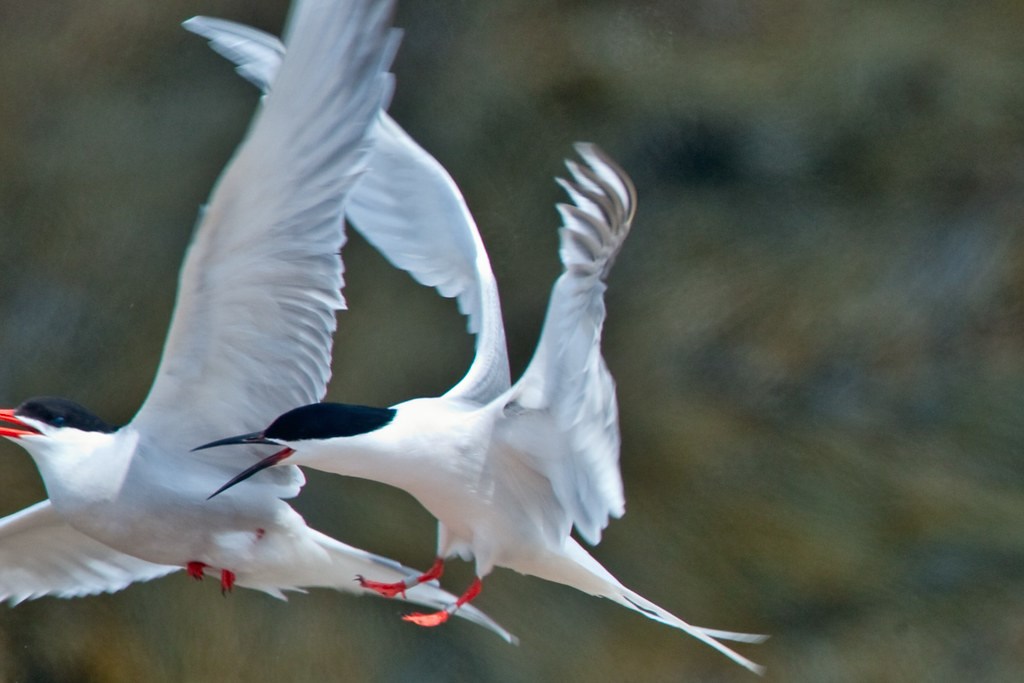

left=52, top=416, right=65, bottom=427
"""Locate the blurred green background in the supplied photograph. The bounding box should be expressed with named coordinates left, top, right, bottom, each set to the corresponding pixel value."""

left=3, top=0, right=1024, bottom=680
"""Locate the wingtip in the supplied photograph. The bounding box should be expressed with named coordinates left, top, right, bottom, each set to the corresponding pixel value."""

left=565, top=142, right=637, bottom=225
left=181, top=15, right=208, bottom=32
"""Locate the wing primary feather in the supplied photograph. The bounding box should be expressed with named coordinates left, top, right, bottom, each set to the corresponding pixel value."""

left=0, top=501, right=178, bottom=604
left=185, top=15, right=510, bottom=407
left=135, top=0, right=401, bottom=493
left=504, top=144, right=636, bottom=545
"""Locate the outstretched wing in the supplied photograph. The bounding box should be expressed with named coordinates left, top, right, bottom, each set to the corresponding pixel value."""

left=184, top=17, right=510, bottom=405
left=0, top=501, right=178, bottom=604
left=347, top=114, right=510, bottom=403
left=132, top=0, right=401, bottom=493
left=500, top=144, right=637, bottom=545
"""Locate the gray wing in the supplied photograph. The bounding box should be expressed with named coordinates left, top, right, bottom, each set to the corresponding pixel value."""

left=184, top=17, right=511, bottom=405
left=132, top=0, right=400, bottom=494
left=500, top=144, right=637, bottom=545
left=0, top=501, right=178, bottom=604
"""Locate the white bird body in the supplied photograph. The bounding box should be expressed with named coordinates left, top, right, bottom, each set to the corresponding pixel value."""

left=23, top=422, right=281, bottom=573
left=0, top=0, right=515, bottom=641
left=292, top=397, right=520, bottom=569
left=296, top=396, right=575, bottom=576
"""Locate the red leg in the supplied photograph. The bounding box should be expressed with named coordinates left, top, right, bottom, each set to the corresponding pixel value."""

left=403, top=577, right=483, bottom=627
left=220, top=569, right=236, bottom=594
left=186, top=561, right=208, bottom=581
left=357, top=557, right=445, bottom=599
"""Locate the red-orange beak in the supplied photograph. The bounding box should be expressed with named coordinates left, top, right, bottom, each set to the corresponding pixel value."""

left=0, top=409, right=41, bottom=439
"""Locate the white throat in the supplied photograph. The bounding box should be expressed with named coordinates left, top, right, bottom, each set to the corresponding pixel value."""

left=16, top=426, right=138, bottom=508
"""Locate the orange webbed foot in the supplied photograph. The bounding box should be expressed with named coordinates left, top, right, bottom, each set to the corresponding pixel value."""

left=402, top=610, right=451, bottom=627
left=400, top=577, right=482, bottom=628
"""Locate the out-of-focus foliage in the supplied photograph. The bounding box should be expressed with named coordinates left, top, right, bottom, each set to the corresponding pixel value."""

left=2, top=0, right=1024, bottom=680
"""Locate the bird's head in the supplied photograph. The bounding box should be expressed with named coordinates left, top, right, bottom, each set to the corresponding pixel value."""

left=0, top=396, right=120, bottom=466
left=195, top=402, right=396, bottom=498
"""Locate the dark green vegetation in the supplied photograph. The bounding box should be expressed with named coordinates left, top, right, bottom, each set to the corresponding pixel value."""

left=2, top=1, right=1024, bottom=680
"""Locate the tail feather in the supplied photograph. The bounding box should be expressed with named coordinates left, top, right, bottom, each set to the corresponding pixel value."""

left=237, top=528, right=517, bottom=644
left=613, top=586, right=767, bottom=674
left=537, top=540, right=766, bottom=674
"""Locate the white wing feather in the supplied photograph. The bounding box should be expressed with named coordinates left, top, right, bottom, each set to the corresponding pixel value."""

left=347, top=114, right=510, bottom=403
left=0, top=501, right=178, bottom=605
left=503, top=144, right=636, bottom=545
left=183, top=17, right=511, bottom=405
left=180, top=17, right=284, bottom=93
left=133, top=1, right=401, bottom=493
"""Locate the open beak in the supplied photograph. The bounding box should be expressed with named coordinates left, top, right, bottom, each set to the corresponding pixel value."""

left=0, top=409, right=41, bottom=439
left=193, top=431, right=276, bottom=451
left=207, top=447, right=295, bottom=500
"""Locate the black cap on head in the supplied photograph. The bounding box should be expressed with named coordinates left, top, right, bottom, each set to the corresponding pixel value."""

left=17, top=397, right=118, bottom=434
left=264, top=402, right=396, bottom=442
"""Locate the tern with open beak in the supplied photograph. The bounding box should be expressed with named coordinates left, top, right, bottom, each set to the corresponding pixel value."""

left=0, top=0, right=513, bottom=642
left=193, top=22, right=765, bottom=671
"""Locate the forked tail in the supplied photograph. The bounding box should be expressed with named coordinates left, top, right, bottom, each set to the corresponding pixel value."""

left=532, top=539, right=766, bottom=674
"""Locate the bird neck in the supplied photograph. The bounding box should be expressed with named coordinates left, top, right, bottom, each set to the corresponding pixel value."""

left=293, top=397, right=485, bottom=495
left=29, top=427, right=138, bottom=510
left=293, top=429, right=419, bottom=488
